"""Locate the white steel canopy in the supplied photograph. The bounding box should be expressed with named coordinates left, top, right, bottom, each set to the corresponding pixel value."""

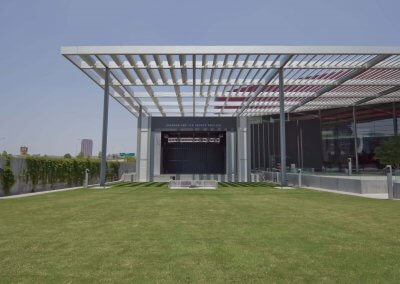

left=61, top=46, right=400, bottom=117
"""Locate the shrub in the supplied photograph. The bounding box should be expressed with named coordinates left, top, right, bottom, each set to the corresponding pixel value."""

left=375, top=136, right=400, bottom=167
left=0, top=155, right=15, bottom=195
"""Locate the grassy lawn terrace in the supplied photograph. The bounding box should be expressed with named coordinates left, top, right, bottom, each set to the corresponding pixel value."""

left=0, top=182, right=399, bottom=282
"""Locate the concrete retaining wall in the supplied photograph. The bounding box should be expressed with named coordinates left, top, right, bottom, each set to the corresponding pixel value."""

left=119, top=162, right=136, bottom=176
left=121, top=173, right=137, bottom=182
left=260, top=171, right=389, bottom=194
left=394, top=183, right=400, bottom=199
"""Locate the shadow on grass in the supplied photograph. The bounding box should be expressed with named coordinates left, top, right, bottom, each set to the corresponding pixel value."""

left=112, top=182, right=168, bottom=188
left=113, top=182, right=275, bottom=189
left=219, top=182, right=275, bottom=188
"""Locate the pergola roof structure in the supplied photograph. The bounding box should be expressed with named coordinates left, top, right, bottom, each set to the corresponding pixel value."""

left=61, top=46, right=400, bottom=117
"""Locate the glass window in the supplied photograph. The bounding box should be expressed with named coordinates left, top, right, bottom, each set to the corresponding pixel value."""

left=320, top=107, right=355, bottom=172
left=356, top=103, right=394, bottom=170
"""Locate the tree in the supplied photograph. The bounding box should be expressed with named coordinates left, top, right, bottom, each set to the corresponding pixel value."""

left=375, top=136, right=400, bottom=167
left=126, top=156, right=136, bottom=163
left=63, top=153, right=72, bottom=159
left=76, top=152, right=84, bottom=158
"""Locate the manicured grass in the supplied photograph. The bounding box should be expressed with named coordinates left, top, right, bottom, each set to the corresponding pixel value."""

left=0, top=183, right=399, bottom=283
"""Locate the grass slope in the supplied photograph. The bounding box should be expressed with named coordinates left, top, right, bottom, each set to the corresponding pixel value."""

left=0, top=183, right=399, bottom=283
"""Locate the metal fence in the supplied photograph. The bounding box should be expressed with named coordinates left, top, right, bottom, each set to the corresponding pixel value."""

left=255, top=169, right=399, bottom=198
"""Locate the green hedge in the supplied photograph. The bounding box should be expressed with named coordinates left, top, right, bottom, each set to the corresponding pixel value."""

left=24, top=156, right=120, bottom=190
left=0, top=154, right=15, bottom=194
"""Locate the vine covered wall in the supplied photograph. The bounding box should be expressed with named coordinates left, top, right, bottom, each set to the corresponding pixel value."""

left=24, top=156, right=119, bottom=190
left=0, top=155, right=129, bottom=195
left=0, top=154, right=15, bottom=194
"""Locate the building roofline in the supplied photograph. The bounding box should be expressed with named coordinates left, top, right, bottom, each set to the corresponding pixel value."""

left=61, top=45, right=400, bottom=55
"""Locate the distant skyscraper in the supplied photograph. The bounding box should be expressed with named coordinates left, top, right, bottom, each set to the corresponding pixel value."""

left=20, top=146, right=28, bottom=155
left=81, top=139, right=93, bottom=157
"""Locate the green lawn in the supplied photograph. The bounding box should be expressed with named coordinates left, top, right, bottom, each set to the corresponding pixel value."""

left=0, top=182, right=399, bottom=283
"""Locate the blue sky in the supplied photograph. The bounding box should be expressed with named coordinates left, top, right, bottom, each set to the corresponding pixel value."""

left=0, top=0, right=399, bottom=156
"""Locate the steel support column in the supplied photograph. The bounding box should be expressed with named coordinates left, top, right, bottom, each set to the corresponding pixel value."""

left=352, top=106, right=359, bottom=173
left=257, top=123, right=261, bottom=169
left=279, top=69, right=287, bottom=186
left=99, top=67, right=110, bottom=187
left=192, top=55, right=196, bottom=117
left=393, top=102, right=398, bottom=136
left=234, top=122, right=239, bottom=182
left=262, top=121, right=266, bottom=169
left=236, top=117, right=250, bottom=181
left=136, top=106, right=143, bottom=181
left=252, top=124, right=255, bottom=170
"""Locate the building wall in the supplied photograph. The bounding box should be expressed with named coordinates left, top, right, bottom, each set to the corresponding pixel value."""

left=226, top=131, right=236, bottom=181
left=137, top=116, right=151, bottom=182
left=137, top=116, right=249, bottom=181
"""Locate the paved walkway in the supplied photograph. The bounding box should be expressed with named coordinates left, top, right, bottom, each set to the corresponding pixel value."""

left=0, top=186, right=84, bottom=199
left=0, top=182, right=119, bottom=200
left=308, top=187, right=389, bottom=199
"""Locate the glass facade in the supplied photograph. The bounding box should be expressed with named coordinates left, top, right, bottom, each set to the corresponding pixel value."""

left=356, top=103, right=394, bottom=170
left=320, top=107, right=355, bottom=172
left=253, top=102, right=400, bottom=173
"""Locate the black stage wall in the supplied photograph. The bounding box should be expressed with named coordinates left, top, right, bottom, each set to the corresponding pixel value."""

left=161, top=132, right=226, bottom=174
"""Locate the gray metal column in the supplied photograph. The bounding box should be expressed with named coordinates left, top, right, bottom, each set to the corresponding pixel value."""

left=279, top=69, right=287, bottom=186
left=100, top=67, right=110, bottom=187
left=353, top=106, right=359, bottom=173
left=246, top=118, right=252, bottom=180
left=193, top=55, right=196, bottom=117
left=262, top=121, right=266, bottom=169
left=393, top=102, right=398, bottom=136
left=235, top=119, right=239, bottom=182
left=237, top=117, right=250, bottom=181
left=149, top=126, right=155, bottom=182
left=257, top=123, right=261, bottom=169
left=297, top=121, right=301, bottom=168
left=252, top=124, right=255, bottom=170
left=135, top=106, right=142, bottom=181
left=267, top=121, right=271, bottom=170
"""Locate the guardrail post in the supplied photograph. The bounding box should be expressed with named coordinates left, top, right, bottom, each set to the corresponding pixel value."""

left=298, top=169, right=302, bottom=188
left=348, top=158, right=352, bottom=176
left=386, top=165, right=393, bottom=199
left=84, top=169, right=89, bottom=188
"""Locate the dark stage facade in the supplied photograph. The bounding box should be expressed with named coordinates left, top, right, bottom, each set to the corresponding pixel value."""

left=161, top=131, right=226, bottom=174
